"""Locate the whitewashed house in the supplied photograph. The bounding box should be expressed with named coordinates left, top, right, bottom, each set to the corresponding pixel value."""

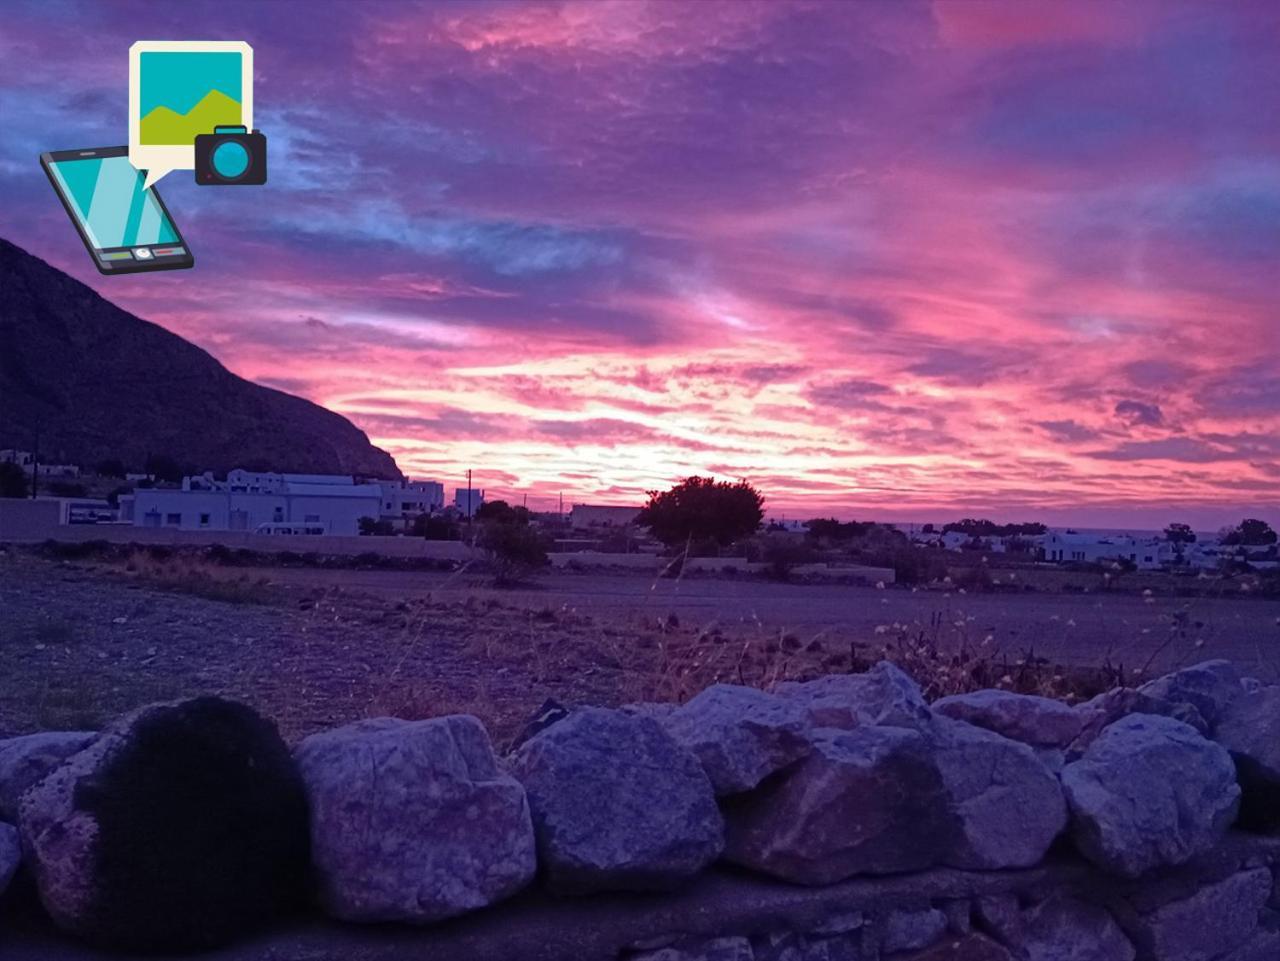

left=123, top=471, right=383, bottom=535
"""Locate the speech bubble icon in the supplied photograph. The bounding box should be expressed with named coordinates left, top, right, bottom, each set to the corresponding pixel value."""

left=129, top=40, right=254, bottom=189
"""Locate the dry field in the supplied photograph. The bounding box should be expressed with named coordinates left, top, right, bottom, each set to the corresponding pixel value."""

left=1, top=546, right=1277, bottom=744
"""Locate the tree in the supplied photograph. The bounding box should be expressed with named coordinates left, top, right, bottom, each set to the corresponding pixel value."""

left=145, top=455, right=185, bottom=484
left=1164, top=522, right=1197, bottom=544
left=358, top=516, right=394, bottom=536
left=95, top=459, right=127, bottom=478
left=1222, top=519, right=1278, bottom=547
left=412, top=513, right=461, bottom=540
left=636, top=476, right=765, bottom=550
left=758, top=532, right=817, bottom=581
left=0, top=462, right=27, bottom=498
left=475, top=500, right=532, bottom=526
left=478, top=521, right=550, bottom=584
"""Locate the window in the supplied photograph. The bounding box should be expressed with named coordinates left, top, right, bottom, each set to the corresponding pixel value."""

left=304, top=514, right=320, bottom=522
left=199, top=513, right=211, bottom=527
left=165, top=513, right=181, bottom=525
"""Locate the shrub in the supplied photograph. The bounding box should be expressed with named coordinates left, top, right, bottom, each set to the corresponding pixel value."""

left=757, top=533, right=818, bottom=581
left=478, top=521, right=551, bottom=584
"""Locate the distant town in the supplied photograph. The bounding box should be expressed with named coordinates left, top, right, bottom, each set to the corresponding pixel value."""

left=1, top=448, right=1275, bottom=578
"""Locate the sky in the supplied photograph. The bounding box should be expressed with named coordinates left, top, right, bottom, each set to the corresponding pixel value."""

left=1, top=0, right=1277, bottom=529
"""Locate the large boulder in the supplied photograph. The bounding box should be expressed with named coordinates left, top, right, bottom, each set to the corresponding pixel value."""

left=0, top=821, right=19, bottom=897
left=663, top=684, right=812, bottom=795
left=933, top=690, right=1084, bottom=748
left=1138, top=660, right=1244, bottom=730
left=723, top=725, right=954, bottom=884
left=882, top=907, right=949, bottom=953
left=1125, top=867, right=1271, bottom=961
left=929, top=717, right=1068, bottom=869
left=633, top=937, right=755, bottom=961
left=774, top=662, right=931, bottom=731
left=894, top=933, right=1015, bottom=960
left=509, top=707, right=722, bottom=893
left=1214, top=685, right=1280, bottom=829
left=1070, top=688, right=1208, bottom=758
left=294, top=715, right=535, bottom=923
left=1060, top=714, right=1239, bottom=877
left=0, top=731, right=96, bottom=821
left=1016, top=894, right=1135, bottom=961
left=18, top=697, right=309, bottom=952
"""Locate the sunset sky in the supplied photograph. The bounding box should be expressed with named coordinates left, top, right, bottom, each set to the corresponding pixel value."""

left=2, top=0, right=1277, bottom=528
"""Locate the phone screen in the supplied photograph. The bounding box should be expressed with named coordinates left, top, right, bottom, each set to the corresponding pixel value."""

left=47, top=155, right=180, bottom=250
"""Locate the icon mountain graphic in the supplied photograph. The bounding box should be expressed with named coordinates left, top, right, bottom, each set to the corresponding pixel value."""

left=140, top=88, right=242, bottom=145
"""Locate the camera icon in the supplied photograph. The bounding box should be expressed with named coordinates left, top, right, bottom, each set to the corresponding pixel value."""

left=194, top=126, right=267, bottom=186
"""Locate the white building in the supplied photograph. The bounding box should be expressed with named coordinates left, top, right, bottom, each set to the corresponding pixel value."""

left=1041, top=532, right=1173, bottom=570
left=123, top=470, right=385, bottom=535
left=0, top=449, right=80, bottom=478
left=381, top=480, right=445, bottom=520
left=454, top=488, right=485, bottom=517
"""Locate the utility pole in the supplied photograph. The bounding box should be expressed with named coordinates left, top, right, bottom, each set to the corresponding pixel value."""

left=30, top=425, right=39, bottom=499
left=466, top=469, right=472, bottom=523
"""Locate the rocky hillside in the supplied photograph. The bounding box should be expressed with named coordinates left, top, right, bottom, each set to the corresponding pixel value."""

left=0, top=237, right=400, bottom=478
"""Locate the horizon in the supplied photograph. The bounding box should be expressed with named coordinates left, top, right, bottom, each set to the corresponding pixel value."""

left=2, top=1, right=1278, bottom=529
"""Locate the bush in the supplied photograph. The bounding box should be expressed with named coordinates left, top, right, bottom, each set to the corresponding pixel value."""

left=757, top=533, right=818, bottom=581
left=478, top=521, right=551, bottom=584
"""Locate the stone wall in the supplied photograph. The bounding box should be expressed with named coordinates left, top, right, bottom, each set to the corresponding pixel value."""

left=1, top=659, right=1278, bottom=961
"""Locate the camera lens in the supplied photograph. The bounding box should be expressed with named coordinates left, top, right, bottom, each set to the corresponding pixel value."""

left=212, top=140, right=251, bottom=179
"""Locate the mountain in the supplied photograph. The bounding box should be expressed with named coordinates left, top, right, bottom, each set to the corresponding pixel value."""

left=0, top=238, right=402, bottom=479
left=140, top=89, right=242, bottom=145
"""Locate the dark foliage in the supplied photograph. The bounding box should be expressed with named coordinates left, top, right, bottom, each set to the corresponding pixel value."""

left=72, top=697, right=310, bottom=952
left=636, top=476, right=764, bottom=549
left=358, top=516, right=395, bottom=536
left=941, top=518, right=1047, bottom=537
left=0, top=461, right=27, bottom=498
left=1221, top=518, right=1278, bottom=546
left=478, top=520, right=551, bottom=584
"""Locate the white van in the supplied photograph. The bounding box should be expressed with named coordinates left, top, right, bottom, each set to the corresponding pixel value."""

left=252, top=522, right=327, bottom=536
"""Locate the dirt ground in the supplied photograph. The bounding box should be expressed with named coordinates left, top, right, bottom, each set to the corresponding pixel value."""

left=2, top=548, right=1277, bottom=744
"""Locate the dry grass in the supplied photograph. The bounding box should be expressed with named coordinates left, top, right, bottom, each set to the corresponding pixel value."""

left=117, top=549, right=276, bottom=605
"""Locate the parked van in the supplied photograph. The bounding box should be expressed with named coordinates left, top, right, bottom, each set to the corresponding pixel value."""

left=252, top=522, right=327, bottom=536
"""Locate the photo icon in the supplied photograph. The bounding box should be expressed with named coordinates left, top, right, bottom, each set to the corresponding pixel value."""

left=129, top=41, right=254, bottom=189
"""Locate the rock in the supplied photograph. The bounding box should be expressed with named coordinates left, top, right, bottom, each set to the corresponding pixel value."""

left=882, top=907, right=948, bottom=953
left=622, top=701, right=681, bottom=723
left=929, top=717, right=1067, bottom=870
left=294, top=714, right=535, bottom=923
left=1017, top=894, right=1134, bottom=961
left=0, top=731, right=96, bottom=821
left=754, top=931, right=862, bottom=961
left=973, top=894, right=1022, bottom=944
left=933, top=690, right=1084, bottom=748
left=0, top=821, right=20, bottom=897
left=724, top=725, right=954, bottom=885
left=18, top=697, right=309, bottom=952
left=1214, top=685, right=1280, bottom=829
left=1060, top=714, right=1239, bottom=877
left=808, top=910, right=865, bottom=936
left=1126, top=867, right=1270, bottom=961
left=509, top=698, right=571, bottom=750
left=510, top=707, right=722, bottom=893
left=1216, top=915, right=1280, bottom=961
left=1070, top=689, right=1208, bottom=757
left=663, top=684, right=813, bottom=795
left=633, top=936, right=755, bottom=961
left=941, top=900, right=972, bottom=935
left=1138, top=660, right=1244, bottom=729
left=774, top=662, right=931, bottom=731
left=893, top=934, right=1015, bottom=961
